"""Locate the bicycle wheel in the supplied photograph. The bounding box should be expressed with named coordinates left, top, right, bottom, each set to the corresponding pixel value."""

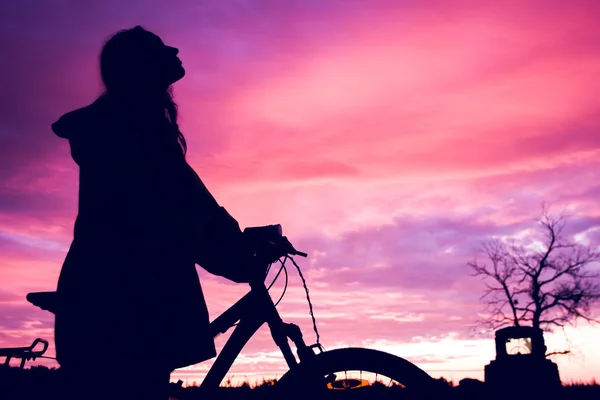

left=277, top=347, right=444, bottom=398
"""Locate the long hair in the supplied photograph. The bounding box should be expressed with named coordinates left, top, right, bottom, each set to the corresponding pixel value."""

left=99, top=26, right=187, bottom=155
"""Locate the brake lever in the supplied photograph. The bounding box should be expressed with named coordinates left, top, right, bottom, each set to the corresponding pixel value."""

left=281, top=236, right=308, bottom=257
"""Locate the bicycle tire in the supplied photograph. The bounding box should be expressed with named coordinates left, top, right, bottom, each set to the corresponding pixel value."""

left=276, top=347, right=443, bottom=397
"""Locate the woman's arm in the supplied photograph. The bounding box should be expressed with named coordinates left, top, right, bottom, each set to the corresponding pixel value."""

left=182, top=163, right=255, bottom=281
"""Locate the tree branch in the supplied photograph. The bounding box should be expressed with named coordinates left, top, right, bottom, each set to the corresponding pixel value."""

left=467, top=204, right=600, bottom=333
left=546, top=350, right=571, bottom=358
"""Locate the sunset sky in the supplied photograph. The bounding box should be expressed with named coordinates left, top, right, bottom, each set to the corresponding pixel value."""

left=1, top=0, right=600, bottom=385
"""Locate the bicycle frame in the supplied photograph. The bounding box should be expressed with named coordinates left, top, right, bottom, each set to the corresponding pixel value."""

left=201, top=280, right=318, bottom=389
left=24, top=278, right=318, bottom=389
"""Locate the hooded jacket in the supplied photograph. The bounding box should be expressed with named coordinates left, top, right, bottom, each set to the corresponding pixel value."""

left=51, top=95, right=241, bottom=370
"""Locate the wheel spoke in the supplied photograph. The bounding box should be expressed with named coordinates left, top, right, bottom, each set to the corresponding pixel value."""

left=277, top=347, right=435, bottom=393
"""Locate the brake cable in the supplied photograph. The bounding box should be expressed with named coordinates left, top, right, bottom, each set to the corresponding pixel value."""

left=290, top=256, right=322, bottom=348
left=272, top=260, right=288, bottom=307
left=266, top=255, right=322, bottom=349
left=260, top=239, right=322, bottom=349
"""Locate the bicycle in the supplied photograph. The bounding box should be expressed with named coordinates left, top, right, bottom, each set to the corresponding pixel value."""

left=0, top=338, right=50, bottom=369
left=26, top=224, right=440, bottom=398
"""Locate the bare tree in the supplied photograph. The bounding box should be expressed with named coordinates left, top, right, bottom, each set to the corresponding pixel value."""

left=468, top=207, right=600, bottom=338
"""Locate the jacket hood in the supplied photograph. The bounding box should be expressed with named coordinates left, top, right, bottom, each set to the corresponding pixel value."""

left=51, top=97, right=108, bottom=140
left=51, top=97, right=117, bottom=166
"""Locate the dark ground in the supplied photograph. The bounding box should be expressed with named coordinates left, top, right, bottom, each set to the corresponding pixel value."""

left=0, top=366, right=598, bottom=400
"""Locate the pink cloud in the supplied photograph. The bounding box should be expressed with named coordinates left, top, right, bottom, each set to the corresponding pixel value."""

left=206, top=8, right=600, bottom=185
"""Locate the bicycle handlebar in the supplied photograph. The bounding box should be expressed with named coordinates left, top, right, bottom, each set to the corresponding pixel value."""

left=0, top=338, right=49, bottom=360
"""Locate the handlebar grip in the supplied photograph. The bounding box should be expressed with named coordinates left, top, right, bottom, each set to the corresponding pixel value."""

left=294, top=251, right=308, bottom=257
left=29, top=338, right=49, bottom=355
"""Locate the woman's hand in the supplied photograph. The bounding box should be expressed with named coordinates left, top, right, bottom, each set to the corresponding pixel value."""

left=249, top=240, right=288, bottom=266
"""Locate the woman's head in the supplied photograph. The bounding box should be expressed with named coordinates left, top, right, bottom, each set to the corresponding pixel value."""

left=99, top=26, right=188, bottom=154
left=100, top=26, right=185, bottom=96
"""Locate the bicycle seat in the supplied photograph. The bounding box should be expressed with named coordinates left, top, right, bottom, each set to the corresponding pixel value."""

left=26, top=291, right=58, bottom=314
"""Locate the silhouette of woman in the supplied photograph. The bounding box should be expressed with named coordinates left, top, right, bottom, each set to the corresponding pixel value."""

left=51, top=26, right=252, bottom=399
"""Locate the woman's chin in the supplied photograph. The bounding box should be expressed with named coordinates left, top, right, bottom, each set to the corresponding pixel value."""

left=169, top=67, right=186, bottom=85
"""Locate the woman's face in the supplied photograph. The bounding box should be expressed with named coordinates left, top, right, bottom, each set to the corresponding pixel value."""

left=139, top=31, right=186, bottom=88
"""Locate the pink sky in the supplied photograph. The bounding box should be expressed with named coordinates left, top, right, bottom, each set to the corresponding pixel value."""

left=1, top=0, right=600, bottom=385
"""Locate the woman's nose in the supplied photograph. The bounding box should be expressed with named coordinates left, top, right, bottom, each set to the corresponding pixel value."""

left=167, top=46, right=179, bottom=56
